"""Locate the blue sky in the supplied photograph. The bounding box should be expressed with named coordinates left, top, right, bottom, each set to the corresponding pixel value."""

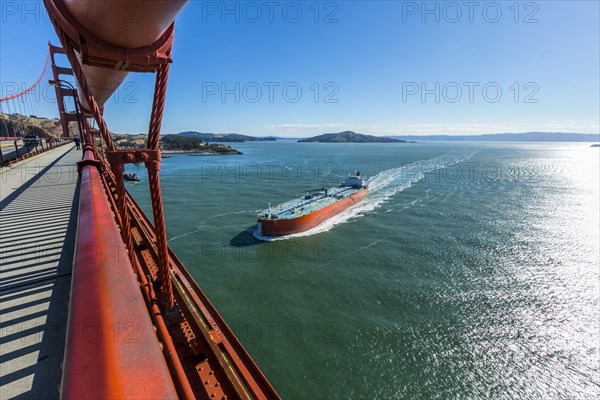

left=1, top=1, right=599, bottom=137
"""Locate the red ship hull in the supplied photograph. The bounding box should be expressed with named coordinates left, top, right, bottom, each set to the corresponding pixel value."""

left=259, top=188, right=368, bottom=236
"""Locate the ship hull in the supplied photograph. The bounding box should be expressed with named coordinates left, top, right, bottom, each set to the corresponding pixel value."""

left=258, top=188, right=368, bottom=237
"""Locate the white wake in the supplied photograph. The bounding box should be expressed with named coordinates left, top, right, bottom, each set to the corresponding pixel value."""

left=254, top=152, right=475, bottom=241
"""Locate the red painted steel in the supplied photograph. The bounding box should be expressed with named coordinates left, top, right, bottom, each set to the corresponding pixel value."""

left=62, top=148, right=178, bottom=399
left=45, top=0, right=187, bottom=110
left=45, top=0, right=177, bottom=307
left=49, top=43, right=79, bottom=138
left=145, top=63, right=174, bottom=308
left=63, top=0, right=188, bottom=48
left=42, top=0, right=283, bottom=395
left=128, top=193, right=282, bottom=399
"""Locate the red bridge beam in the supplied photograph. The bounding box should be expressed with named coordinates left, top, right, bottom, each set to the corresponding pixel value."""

left=62, top=148, right=178, bottom=399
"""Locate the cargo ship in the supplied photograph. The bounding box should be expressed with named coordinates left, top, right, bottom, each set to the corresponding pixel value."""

left=258, top=171, right=368, bottom=237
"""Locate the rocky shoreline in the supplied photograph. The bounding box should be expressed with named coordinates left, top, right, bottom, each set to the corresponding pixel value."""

left=163, top=147, right=242, bottom=155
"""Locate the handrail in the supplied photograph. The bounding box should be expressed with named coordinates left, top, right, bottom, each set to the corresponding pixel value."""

left=61, top=148, right=178, bottom=399
left=0, top=138, right=70, bottom=168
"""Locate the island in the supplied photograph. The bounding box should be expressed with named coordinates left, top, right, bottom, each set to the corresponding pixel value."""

left=179, top=131, right=275, bottom=142
left=113, top=134, right=242, bottom=155
left=591, top=144, right=600, bottom=147
left=298, top=131, right=405, bottom=143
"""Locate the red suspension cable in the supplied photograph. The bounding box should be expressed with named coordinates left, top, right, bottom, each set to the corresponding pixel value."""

left=0, top=50, right=50, bottom=103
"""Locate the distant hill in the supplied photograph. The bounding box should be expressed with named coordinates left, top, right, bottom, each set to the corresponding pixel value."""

left=387, top=132, right=600, bottom=142
left=179, top=131, right=276, bottom=142
left=298, top=131, right=405, bottom=143
left=111, top=133, right=241, bottom=154
left=0, top=113, right=76, bottom=137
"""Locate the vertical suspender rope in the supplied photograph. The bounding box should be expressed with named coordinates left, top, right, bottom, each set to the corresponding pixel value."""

left=146, top=63, right=174, bottom=308
left=0, top=50, right=50, bottom=103
left=0, top=102, right=9, bottom=137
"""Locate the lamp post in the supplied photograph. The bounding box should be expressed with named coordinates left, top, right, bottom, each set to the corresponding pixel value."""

left=48, top=79, right=85, bottom=143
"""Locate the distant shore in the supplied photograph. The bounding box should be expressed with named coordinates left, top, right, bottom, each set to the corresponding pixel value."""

left=162, top=149, right=242, bottom=155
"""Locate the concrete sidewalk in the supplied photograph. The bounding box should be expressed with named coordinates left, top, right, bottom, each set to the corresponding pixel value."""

left=0, top=145, right=81, bottom=399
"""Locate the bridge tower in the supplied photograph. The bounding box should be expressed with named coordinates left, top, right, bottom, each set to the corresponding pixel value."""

left=48, top=43, right=77, bottom=138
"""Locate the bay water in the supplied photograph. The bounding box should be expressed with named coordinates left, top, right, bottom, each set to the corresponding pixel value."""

left=127, top=141, right=599, bottom=399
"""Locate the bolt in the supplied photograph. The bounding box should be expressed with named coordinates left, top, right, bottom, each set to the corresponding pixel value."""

left=141, top=152, right=150, bottom=161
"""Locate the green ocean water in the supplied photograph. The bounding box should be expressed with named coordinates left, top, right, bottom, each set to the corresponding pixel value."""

left=127, top=141, right=599, bottom=399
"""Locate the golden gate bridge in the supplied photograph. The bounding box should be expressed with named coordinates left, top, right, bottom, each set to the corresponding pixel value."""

left=0, top=1, right=280, bottom=398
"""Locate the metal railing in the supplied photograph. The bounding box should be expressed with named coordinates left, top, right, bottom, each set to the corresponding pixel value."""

left=0, top=136, right=71, bottom=167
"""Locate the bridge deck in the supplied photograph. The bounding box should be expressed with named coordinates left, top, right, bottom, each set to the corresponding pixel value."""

left=0, top=145, right=80, bottom=399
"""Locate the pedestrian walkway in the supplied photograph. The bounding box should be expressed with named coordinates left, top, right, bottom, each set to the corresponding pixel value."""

left=0, top=145, right=81, bottom=399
